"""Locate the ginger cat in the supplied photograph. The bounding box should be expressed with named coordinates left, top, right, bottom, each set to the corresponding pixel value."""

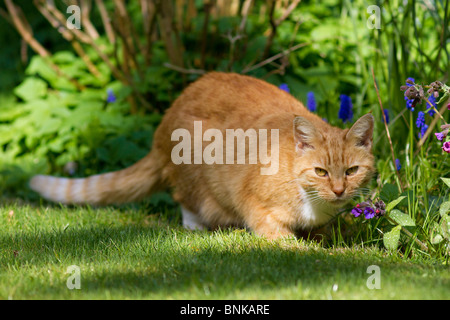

left=30, top=72, right=375, bottom=239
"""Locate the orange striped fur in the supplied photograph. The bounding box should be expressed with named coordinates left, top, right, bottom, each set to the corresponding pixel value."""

left=30, top=72, right=375, bottom=239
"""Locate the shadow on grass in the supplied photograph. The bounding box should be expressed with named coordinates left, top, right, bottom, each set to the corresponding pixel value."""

left=2, top=223, right=449, bottom=299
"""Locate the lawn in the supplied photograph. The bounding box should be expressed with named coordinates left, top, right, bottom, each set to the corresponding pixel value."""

left=1, top=202, right=449, bottom=300
left=0, top=0, right=449, bottom=302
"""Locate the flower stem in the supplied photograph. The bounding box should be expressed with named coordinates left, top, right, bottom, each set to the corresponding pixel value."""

left=416, top=98, right=450, bottom=152
left=371, top=68, right=404, bottom=192
left=424, top=96, right=447, bottom=124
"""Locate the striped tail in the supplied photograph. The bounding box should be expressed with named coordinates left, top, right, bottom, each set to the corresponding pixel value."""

left=29, top=152, right=163, bottom=205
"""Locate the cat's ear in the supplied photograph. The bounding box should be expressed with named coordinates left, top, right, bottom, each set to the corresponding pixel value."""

left=293, top=116, right=319, bottom=156
left=345, top=114, right=374, bottom=150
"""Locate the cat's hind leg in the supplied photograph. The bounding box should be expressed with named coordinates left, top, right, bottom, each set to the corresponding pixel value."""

left=181, top=206, right=206, bottom=230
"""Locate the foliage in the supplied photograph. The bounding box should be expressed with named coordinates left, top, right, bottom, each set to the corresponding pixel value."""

left=0, top=51, right=159, bottom=197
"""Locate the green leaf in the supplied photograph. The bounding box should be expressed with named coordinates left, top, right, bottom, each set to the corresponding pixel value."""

left=389, top=209, right=415, bottom=227
left=26, top=56, right=57, bottom=83
left=26, top=55, right=77, bottom=90
left=34, top=118, right=62, bottom=137
left=52, top=51, right=76, bottom=64
left=441, top=215, right=450, bottom=240
left=431, top=234, right=443, bottom=245
left=441, top=177, right=450, bottom=189
left=386, top=196, right=406, bottom=212
left=310, top=22, right=339, bottom=41
left=380, top=183, right=399, bottom=203
left=14, top=78, right=48, bottom=102
left=440, top=201, right=450, bottom=217
left=383, top=225, right=401, bottom=251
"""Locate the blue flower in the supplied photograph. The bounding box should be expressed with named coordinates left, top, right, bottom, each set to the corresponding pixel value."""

left=405, top=96, right=415, bottom=111
left=395, top=159, right=401, bottom=171
left=306, top=91, right=317, bottom=112
left=383, top=109, right=390, bottom=124
left=426, top=95, right=436, bottom=117
left=339, top=94, right=353, bottom=123
left=416, top=111, right=425, bottom=129
left=405, top=78, right=415, bottom=111
left=419, top=124, right=428, bottom=139
left=279, top=83, right=290, bottom=93
left=406, top=78, right=415, bottom=87
left=415, top=110, right=428, bottom=139
left=106, top=89, right=117, bottom=103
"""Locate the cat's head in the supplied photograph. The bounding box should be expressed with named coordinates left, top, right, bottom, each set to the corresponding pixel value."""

left=292, top=114, right=375, bottom=207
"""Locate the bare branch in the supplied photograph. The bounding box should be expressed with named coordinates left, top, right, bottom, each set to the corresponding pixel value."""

left=262, top=0, right=301, bottom=59
left=5, top=0, right=50, bottom=57
left=200, top=0, right=214, bottom=69
left=158, top=0, right=185, bottom=68
left=95, top=0, right=116, bottom=44
left=276, top=0, right=301, bottom=25
left=163, top=62, right=206, bottom=75
left=242, top=42, right=308, bottom=74
left=239, top=0, right=253, bottom=33
left=80, top=0, right=100, bottom=39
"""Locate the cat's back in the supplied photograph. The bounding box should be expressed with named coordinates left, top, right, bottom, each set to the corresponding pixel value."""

left=161, top=72, right=307, bottom=131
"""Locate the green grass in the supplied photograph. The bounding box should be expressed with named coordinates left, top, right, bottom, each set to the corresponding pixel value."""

left=0, top=0, right=448, bottom=301
left=1, top=202, right=449, bottom=300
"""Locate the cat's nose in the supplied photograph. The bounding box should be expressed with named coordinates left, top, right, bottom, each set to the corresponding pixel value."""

left=333, top=187, right=345, bottom=197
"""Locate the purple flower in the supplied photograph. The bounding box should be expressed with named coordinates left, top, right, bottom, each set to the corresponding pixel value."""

left=279, top=83, right=290, bottom=93
left=395, top=159, right=401, bottom=171
left=374, top=200, right=386, bottom=217
left=416, top=111, right=425, bottom=129
left=351, top=207, right=363, bottom=217
left=443, top=141, right=450, bottom=153
left=351, top=201, right=371, bottom=218
left=364, top=207, right=376, bottom=219
left=351, top=199, right=385, bottom=219
left=435, top=132, right=445, bottom=141
left=339, top=94, right=353, bottom=123
left=306, top=91, right=317, bottom=112
left=435, top=129, right=449, bottom=141
left=106, top=89, right=117, bottom=103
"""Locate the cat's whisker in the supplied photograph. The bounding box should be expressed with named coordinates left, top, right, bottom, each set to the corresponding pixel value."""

left=306, top=196, right=323, bottom=203
left=306, top=195, right=327, bottom=205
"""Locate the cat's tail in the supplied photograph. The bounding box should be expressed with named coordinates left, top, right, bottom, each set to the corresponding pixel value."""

left=29, top=151, right=164, bottom=205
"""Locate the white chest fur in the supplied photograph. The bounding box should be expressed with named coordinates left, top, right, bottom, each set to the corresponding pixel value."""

left=297, top=187, right=335, bottom=228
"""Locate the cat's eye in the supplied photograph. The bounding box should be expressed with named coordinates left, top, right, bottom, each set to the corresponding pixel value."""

left=315, top=168, right=328, bottom=177
left=346, top=166, right=359, bottom=176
